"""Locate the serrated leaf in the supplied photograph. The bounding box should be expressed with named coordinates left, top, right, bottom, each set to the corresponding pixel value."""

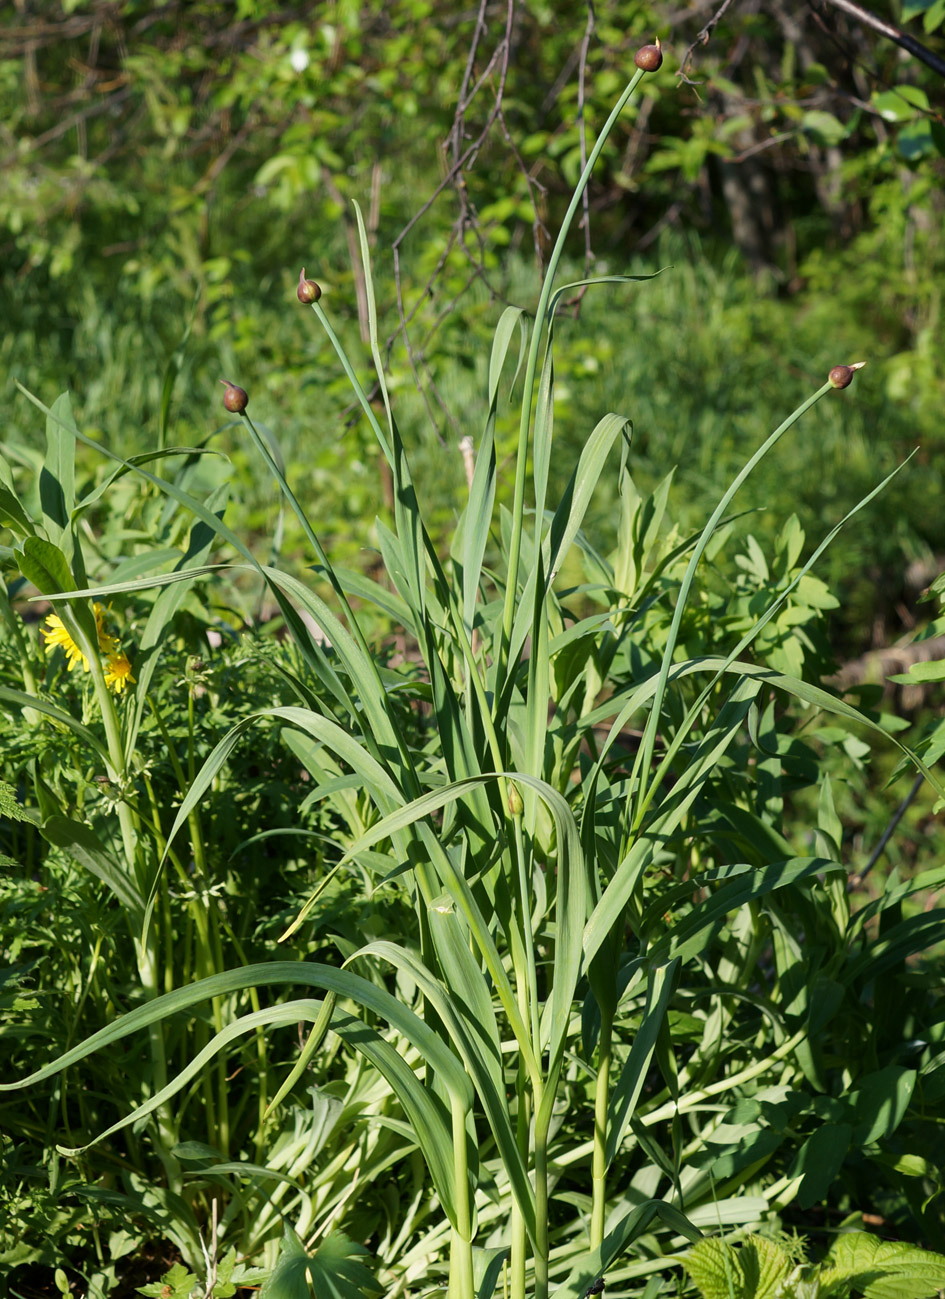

left=136, top=1261, right=198, bottom=1298
left=0, top=781, right=30, bottom=823
left=821, top=1231, right=945, bottom=1299
left=684, top=1237, right=749, bottom=1299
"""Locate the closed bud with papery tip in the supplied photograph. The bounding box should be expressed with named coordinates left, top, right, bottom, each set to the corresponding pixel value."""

left=220, top=379, right=248, bottom=412
left=507, top=782, right=524, bottom=818
left=635, top=38, right=662, bottom=71
left=829, top=362, right=865, bottom=390
left=297, top=268, right=322, bottom=304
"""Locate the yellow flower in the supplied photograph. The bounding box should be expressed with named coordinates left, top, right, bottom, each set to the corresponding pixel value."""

left=42, top=602, right=117, bottom=672
left=41, top=612, right=90, bottom=673
left=104, top=651, right=135, bottom=695
left=94, top=603, right=119, bottom=654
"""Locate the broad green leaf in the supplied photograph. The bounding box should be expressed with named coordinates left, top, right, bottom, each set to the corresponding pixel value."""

left=40, top=392, right=77, bottom=544
left=850, top=1066, right=916, bottom=1144
left=17, top=535, right=75, bottom=597
left=41, top=815, right=145, bottom=923
left=790, top=1121, right=851, bottom=1209
left=606, top=959, right=680, bottom=1163
left=889, top=659, right=945, bottom=684
left=820, top=1231, right=945, bottom=1299
left=872, top=85, right=930, bottom=122
left=0, top=483, right=34, bottom=537
left=544, top=412, right=630, bottom=584
left=801, top=110, right=848, bottom=146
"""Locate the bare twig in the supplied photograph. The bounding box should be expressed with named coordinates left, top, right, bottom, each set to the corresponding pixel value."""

left=387, top=0, right=518, bottom=443
left=731, top=129, right=796, bottom=163
left=677, top=0, right=738, bottom=83
left=493, top=106, right=550, bottom=270
left=849, top=772, right=924, bottom=889
left=815, top=0, right=945, bottom=80
left=1, top=86, right=133, bottom=169
left=576, top=3, right=597, bottom=287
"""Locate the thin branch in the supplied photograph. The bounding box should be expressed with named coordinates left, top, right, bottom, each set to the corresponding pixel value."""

left=575, top=2, right=597, bottom=299
left=1, top=86, right=133, bottom=169
left=849, top=772, right=924, bottom=889
left=815, top=0, right=945, bottom=80
left=731, top=129, right=796, bottom=162
left=677, top=0, right=738, bottom=83
left=387, top=0, right=518, bottom=442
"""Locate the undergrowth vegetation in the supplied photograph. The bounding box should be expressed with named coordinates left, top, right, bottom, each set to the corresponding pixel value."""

left=2, top=33, right=945, bottom=1299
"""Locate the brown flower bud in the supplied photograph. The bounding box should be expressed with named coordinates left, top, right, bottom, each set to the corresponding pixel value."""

left=297, top=267, right=322, bottom=304
left=220, top=379, right=249, bottom=413
left=828, top=362, right=865, bottom=390
left=634, top=39, right=662, bottom=71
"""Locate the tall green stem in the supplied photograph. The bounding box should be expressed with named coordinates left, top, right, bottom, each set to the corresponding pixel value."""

left=510, top=1077, right=530, bottom=1299
left=591, top=1009, right=614, bottom=1248
left=449, top=1092, right=475, bottom=1299
left=80, top=625, right=179, bottom=1184
left=500, top=66, right=647, bottom=654
left=533, top=1085, right=551, bottom=1299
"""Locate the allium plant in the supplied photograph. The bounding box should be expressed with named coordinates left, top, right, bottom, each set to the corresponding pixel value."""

left=3, top=44, right=943, bottom=1299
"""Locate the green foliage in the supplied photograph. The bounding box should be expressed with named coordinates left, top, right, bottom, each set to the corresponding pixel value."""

left=136, top=1249, right=264, bottom=1297
left=2, top=10, right=945, bottom=1297
left=259, top=1227, right=380, bottom=1299
left=684, top=1231, right=945, bottom=1299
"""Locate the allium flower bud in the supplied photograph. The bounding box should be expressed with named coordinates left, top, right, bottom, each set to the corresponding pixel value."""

left=220, top=379, right=249, bottom=413
left=297, top=268, right=322, bottom=304
left=507, top=782, right=524, bottom=818
left=828, top=362, right=865, bottom=390
left=634, top=39, right=662, bottom=71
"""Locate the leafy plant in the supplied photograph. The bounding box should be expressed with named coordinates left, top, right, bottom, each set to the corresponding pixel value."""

left=684, top=1230, right=945, bottom=1299
left=3, top=31, right=944, bottom=1299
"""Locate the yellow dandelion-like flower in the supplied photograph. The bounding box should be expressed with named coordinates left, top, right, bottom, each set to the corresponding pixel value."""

left=103, top=650, right=135, bottom=695
left=42, top=602, right=116, bottom=672
left=94, top=603, right=119, bottom=654
left=41, top=612, right=90, bottom=673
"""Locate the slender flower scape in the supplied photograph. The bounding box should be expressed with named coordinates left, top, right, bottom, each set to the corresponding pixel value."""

left=41, top=602, right=134, bottom=694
